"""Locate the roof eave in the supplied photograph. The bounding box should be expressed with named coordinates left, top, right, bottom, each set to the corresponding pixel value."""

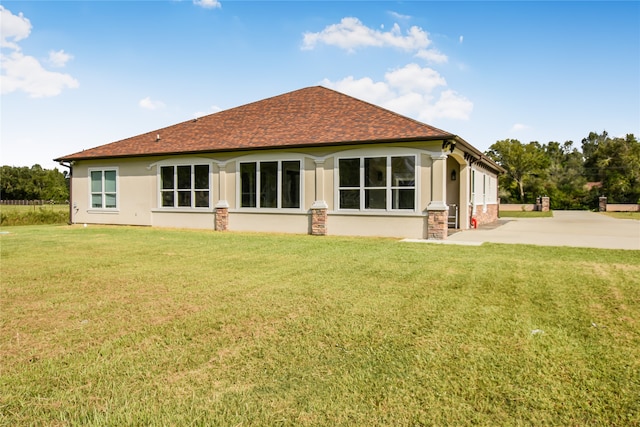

left=452, top=136, right=506, bottom=174
left=53, top=135, right=454, bottom=163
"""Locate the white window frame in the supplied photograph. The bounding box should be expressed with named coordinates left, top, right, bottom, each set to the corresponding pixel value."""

left=88, top=167, right=119, bottom=211
left=158, top=163, right=211, bottom=209
left=237, top=159, right=302, bottom=210
left=335, top=154, right=417, bottom=212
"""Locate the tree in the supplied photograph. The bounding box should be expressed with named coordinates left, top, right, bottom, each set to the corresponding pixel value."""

left=542, top=141, right=588, bottom=209
left=0, top=165, right=69, bottom=202
left=486, top=139, right=549, bottom=203
left=582, top=132, right=640, bottom=204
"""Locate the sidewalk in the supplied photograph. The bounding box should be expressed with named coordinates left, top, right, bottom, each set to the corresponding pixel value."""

left=420, top=211, right=640, bottom=250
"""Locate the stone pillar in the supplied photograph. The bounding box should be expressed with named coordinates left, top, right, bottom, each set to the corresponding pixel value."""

left=215, top=206, right=228, bottom=231
left=311, top=207, right=327, bottom=236
left=599, top=196, right=607, bottom=212
left=426, top=209, right=448, bottom=240
left=541, top=196, right=550, bottom=212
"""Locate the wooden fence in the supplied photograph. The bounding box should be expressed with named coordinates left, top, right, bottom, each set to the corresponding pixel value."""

left=0, top=200, right=61, bottom=205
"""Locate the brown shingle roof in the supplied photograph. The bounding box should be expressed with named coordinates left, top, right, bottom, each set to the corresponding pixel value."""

left=55, top=86, right=457, bottom=162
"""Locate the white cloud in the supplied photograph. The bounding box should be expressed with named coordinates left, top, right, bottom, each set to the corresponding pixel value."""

left=193, top=0, right=221, bottom=9
left=388, top=11, right=411, bottom=21
left=510, top=123, right=531, bottom=132
left=48, top=50, right=73, bottom=67
left=321, top=63, right=473, bottom=122
left=320, top=76, right=392, bottom=103
left=385, top=63, right=446, bottom=94
left=0, top=51, right=79, bottom=97
left=423, top=90, right=474, bottom=121
left=459, top=35, right=464, bottom=44
left=139, top=97, right=166, bottom=110
left=194, top=105, right=221, bottom=118
left=0, top=6, right=31, bottom=50
left=302, top=17, right=431, bottom=52
left=415, top=48, right=448, bottom=64
left=0, top=6, right=78, bottom=98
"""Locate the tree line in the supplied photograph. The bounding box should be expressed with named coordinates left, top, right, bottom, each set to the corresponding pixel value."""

left=486, top=131, right=640, bottom=210
left=1, top=165, right=69, bottom=203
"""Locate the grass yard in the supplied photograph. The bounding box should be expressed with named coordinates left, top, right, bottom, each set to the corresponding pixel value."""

left=499, top=210, right=554, bottom=218
left=1, top=226, right=639, bottom=426
left=600, top=211, right=640, bottom=220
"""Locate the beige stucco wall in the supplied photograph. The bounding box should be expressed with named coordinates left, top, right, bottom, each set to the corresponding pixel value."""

left=71, top=158, right=155, bottom=226
left=328, top=214, right=425, bottom=238
left=229, top=212, right=310, bottom=234
left=68, top=140, right=489, bottom=237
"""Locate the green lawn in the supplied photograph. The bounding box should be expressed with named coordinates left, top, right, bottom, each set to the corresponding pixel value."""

left=600, top=211, right=640, bottom=220
left=499, top=210, right=553, bottom=218
left=1, top=226, right=638, bottom=426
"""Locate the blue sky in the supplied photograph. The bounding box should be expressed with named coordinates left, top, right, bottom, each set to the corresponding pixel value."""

left=2, top=1, right=639, bottom=170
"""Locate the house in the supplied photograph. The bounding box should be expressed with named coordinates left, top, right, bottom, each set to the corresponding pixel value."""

left=55, top=86, right=503, bottom=239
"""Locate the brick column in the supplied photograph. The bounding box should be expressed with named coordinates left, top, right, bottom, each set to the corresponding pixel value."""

left=599, top=196, right=607, bottom=212
left=426, top=209, right=448, bottom=240
left=310, top=207, right=327, bottom=236
left=541, top=196, right=550, bottom=212
left=215, top=206, right=228, bottom=231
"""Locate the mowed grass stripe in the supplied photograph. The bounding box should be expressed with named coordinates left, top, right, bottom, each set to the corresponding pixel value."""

left=1, top=225, right=638, bottom=426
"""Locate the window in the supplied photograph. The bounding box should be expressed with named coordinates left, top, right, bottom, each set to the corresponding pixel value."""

left=90, top=169, right=117, bottom=209
left=240, top=160, right=300, bottom=208
left=160, top=164, right=210, bottom=208
left=338, top=155, right=415, bottom=211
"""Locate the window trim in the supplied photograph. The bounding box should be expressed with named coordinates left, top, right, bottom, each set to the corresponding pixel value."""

left=237, top=159, right=303, bottom=210
left=335, top=154, right=417, bottom=213
left=88, top=167, right=119, bottom=211
left=157, top=162, right=212, bottom=210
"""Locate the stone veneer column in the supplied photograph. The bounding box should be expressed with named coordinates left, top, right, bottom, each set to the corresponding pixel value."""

left=541, top=196, right=550, bottom=212
left=426, top=152, right=449, bottom=240
left=427, top=209, right=448, bottom=240
left=311, top=206, right=327, bottom=236
left=599, top=196, right=607, bottom=212
left=215, top=206, right=228, bottom=231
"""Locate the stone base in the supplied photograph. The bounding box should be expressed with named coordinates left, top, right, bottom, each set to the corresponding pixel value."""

left=215, top=207, right=228, bottom=231
left=311, top=208, right=327, bottom=236
left=426, top=209, right=448, bottom=240
left=473, top=204, right=499, bottom=226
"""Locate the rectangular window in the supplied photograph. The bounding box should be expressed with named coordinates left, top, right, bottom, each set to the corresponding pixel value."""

left=90, top=169, right=117, bottom=209
left=160, top=164, right=210, bottom=208
left=240, top=160, right=301, bottom=209
left=338, top=155, right=415, bottom=211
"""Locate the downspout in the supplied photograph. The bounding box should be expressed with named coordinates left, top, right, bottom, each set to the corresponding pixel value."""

left=58, top=161, right=74, bottom=225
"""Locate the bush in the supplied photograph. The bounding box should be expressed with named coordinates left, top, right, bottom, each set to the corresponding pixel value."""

left=0, top=206, right=69, bottom=226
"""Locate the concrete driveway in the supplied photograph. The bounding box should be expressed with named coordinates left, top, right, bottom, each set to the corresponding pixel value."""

left=445, top=211, right=640, bottom=250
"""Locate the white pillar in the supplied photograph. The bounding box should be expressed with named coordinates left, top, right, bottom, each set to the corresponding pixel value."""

left=427, top=152, right=448, bottom=211
left=311, top=158, right=327, bottom=209
left=215, top=162, right=229, bottom=208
